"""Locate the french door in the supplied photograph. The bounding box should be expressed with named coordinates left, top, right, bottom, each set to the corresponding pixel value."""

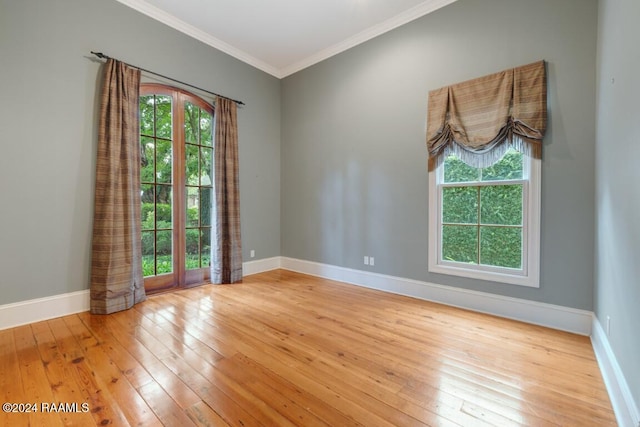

left=139, top=84, right=214, bottom=292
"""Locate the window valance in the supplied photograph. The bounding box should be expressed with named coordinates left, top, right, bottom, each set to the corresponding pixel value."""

left=426, top=60, right=547, bottom=167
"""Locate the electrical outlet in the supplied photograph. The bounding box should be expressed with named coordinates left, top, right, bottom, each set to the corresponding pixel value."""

left=369, top=257, right=375, bottom=266
left=364, top=256, right=369, bottom=265
left=250, top=249, right=255, bottom=258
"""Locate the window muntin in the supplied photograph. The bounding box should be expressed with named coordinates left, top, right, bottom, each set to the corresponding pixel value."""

left=139, top=84, right=214, bottom=292
left=429, top=148, right=540, bottom=287
left=184, top=101, right=213, bottom=271
left=140, top=94, right=174, bottom=277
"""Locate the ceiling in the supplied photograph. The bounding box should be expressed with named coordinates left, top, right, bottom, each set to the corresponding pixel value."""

left=115, top=0, right=457, bottom=78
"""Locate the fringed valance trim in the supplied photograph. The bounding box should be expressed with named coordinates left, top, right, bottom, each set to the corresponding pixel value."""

left=442, top=136, right=533, bottom=169
left=430, top=117, right=543, bottom=167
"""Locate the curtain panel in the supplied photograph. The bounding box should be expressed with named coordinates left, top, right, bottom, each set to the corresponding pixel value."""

left=90, top=59, right=146, bottom=314
left=426, top=60, right=547, bottom=168
left=211, top=97, right=243, bottom=283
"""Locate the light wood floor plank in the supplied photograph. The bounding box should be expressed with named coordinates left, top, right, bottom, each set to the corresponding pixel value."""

left=0, top=269, right=616, bottom=426
left=29, top=320, right=101, bottom=426
left=0, top=328, right=29, bottom=427
left=13, top=325, right=64, bottom=427
left=185, top=400, right=230, bottom=427
left=104, top=311, right=202, bottom=411
left=62, top=314, right=163, bottom=426
left=47, top=317, right=131, bottom=425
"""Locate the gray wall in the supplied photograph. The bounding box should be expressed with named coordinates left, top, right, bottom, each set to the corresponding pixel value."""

left=0, top=0, right=281, bottom=304
left=595, top=0, right=640, bottom=410
left=0, top=0, right=634, bottom=409
left=281, top=0, right=598, bottom=309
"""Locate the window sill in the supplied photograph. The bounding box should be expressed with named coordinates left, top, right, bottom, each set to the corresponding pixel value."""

left=428, top=262, right=539, bottom=288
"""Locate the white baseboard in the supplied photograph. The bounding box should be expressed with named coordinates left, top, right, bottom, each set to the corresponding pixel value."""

left=0, top=257, right=281, bottom=331
left=280, top=257, right=593, bottom=335
left=0, top=256, right=594, bottom=337
left=0, top=290, right=90, bottom=331
left=591, top=316, right=640, bottom=427
left=3, top=256, right=633, bottom=425
left=243, top=256, right=282, bottom=276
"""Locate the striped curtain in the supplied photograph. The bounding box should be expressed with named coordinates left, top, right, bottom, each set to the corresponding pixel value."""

left=211, top=96, right=243, bottom=283
left=90, top=59, right=146, bottom=314
left=427, top=60, right=547, bottom=168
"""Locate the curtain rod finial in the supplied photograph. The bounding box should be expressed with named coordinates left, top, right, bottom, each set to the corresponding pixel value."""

left=91, top=51, right=109, bottom=59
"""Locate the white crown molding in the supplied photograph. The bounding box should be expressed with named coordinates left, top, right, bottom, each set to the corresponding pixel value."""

left=113, top=0, right=282, bottom=77
left=591, top=317, right=640, bottom=427
left=279, top=0, right=458, bottom=77
left=113, top=0, right=457, bottom=79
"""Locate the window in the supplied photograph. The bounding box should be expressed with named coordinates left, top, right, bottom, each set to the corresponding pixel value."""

left=428, top=149, right=540, bottom=287
left=140, top=84, right=214, bottom=292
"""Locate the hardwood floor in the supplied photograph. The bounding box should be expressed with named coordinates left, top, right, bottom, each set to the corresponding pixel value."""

left=0, top=269, right=616, bottom=426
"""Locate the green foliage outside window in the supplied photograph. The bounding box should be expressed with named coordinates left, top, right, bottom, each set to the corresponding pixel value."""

left=141, top=203, right=210, bottom=277
left=441, top=149, right=524, bottom=269
left=139, top=94, right=214, bottom=278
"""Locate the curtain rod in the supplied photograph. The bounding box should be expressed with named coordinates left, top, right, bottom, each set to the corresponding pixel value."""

left=90, top=51, right=245, bottom=106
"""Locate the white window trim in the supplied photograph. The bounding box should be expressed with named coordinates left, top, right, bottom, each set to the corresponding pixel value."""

left=428, top=154, right=541, bottom=288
